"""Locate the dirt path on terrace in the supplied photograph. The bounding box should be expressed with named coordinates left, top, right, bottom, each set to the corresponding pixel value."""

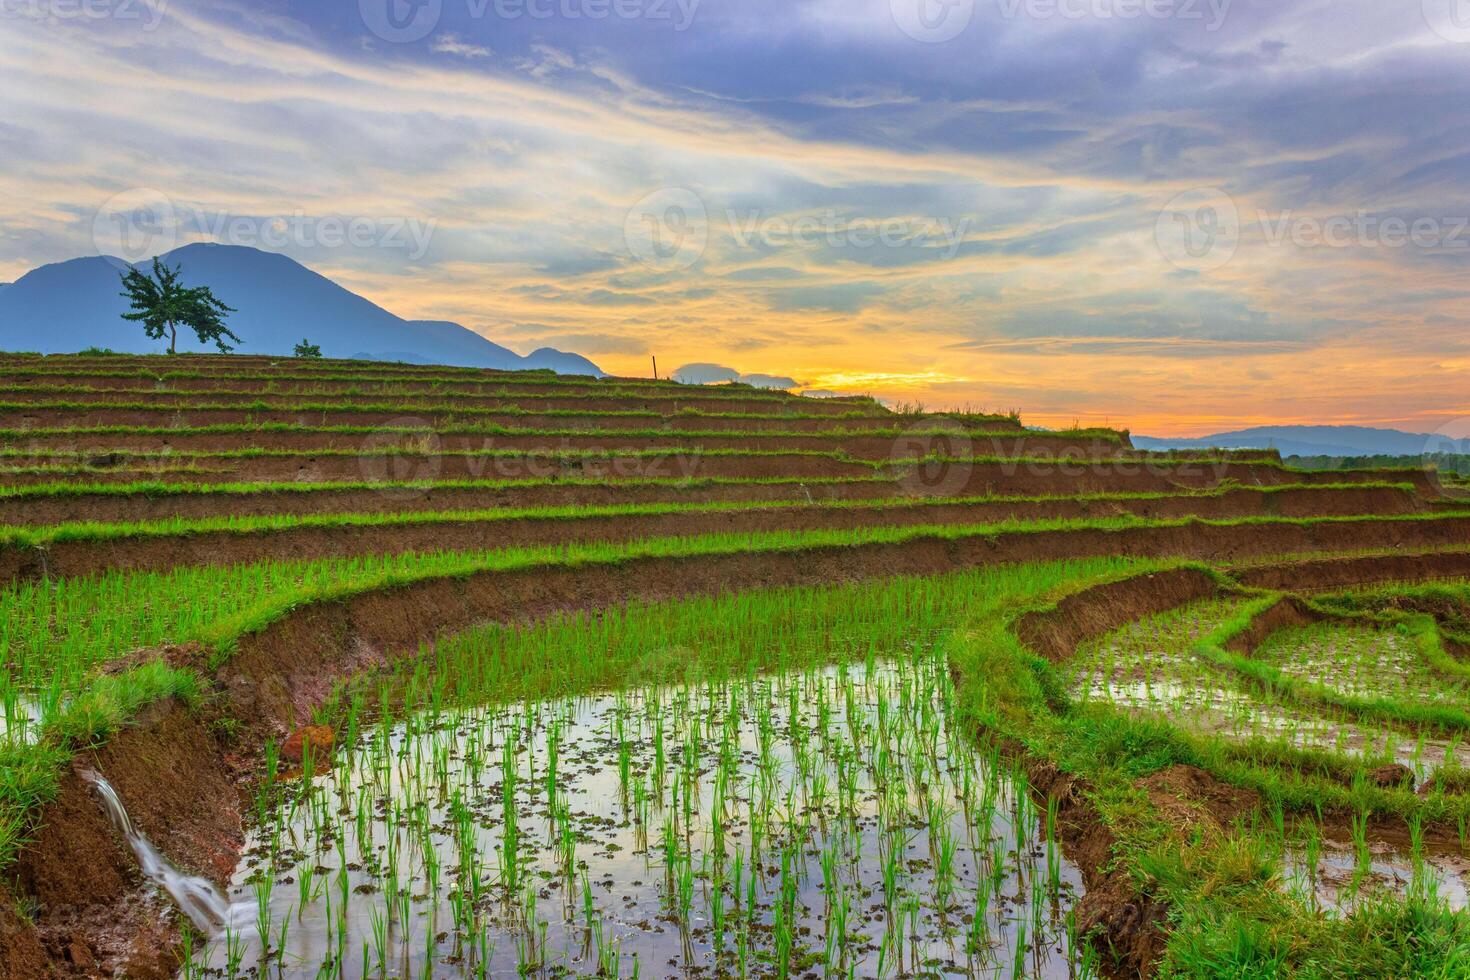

left=0, top=406, right=896, bottom=432
left=0, top=462, right=1430, bottom=524
left=0, top=470, right=1434, bottom=527
left=4, top=428, right=1100, bottom=457
left=0, top=484, right=1427, bottom=582
left=0, top=388, right=883, bottom=417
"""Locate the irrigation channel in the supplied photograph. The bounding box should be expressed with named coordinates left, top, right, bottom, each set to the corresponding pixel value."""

left=143, top=650, right=1092, bottom=978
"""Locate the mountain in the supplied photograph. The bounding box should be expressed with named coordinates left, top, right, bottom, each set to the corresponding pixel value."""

left=1135, top=425, right=1470, bottom=458
left=0, top=244, right=603, bottom=375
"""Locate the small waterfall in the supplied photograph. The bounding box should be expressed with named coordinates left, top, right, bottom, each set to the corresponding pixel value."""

left=80, top=770, right=232, bottom=933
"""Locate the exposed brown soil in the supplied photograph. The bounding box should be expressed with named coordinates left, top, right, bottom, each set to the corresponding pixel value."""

left=1222, top=595, right=1324, bottom=653
left=6, top=698, right=242, bottom=980
left=1, top=387, right=882, bottom=417
left=0, top=485, right=1428, bottom=583
left=0, top=359, right=874, bottom=406
left=0, top=452, right=1336, bottom=486
left=2, top=374, right=837, bottom=401
left=1, top=354, right=1460, bottom=978
left=6, top=521, right=1470, bottom=976
left=7, top=427, right=1104, bottom=459
left=0, top=903, right=47, bottom=979
left=214, top=517, right=1470, bottom=730
left=1017, top=567, right=1223, bottom=662
left=0, top=406, right=905, bottom=433
left=1233, top=550, right=1470, bottom=592
left=1136, top=764, right=1262, bottom=834
left=0, top=458, right=1431, bottom=518
left=1025, top=758, right=1171, bottom=977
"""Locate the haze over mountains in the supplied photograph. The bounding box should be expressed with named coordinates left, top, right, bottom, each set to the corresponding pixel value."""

left=0, top=244, right=603, bottom=375
left=1135, top=425, right=1470, bottom=458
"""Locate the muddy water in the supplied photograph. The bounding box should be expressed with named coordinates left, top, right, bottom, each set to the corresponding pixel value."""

left=1257, top=623, right=1470, bottom=707
left=187, top=655, right=1090, bottom=978
left=1285, top=836, right=1470, bottom=913
left=81, top=771, right=237, bottom=933
left=1069, top=600, right=1457, bottom=781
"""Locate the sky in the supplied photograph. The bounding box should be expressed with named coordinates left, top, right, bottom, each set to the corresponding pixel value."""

left=2, top=0, right=1469, bottom=435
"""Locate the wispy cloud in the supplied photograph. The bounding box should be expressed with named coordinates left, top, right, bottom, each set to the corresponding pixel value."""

left=1, top=0, right=1467, bottom=434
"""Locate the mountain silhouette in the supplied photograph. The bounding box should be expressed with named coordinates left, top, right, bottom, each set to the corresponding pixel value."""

left=1135, top=425, right=1464, bottom=458
left=0, top=243, right=602, bottom=374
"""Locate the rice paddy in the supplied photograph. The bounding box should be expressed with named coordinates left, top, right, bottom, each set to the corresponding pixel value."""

left=187, top=654, right=1090, bottom=978
left=1068, top=600, right=1463, bottom=781
left=4, top=352, right=1470, bottom=978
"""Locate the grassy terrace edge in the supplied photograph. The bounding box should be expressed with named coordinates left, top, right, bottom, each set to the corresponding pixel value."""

left=0, top=482, right=1419, bottom=548
left=11, top=542, right=1470, bottom=975
left=966, top=564, right=1470, bottom=975
left=0, top=461, right=1429, bottom=499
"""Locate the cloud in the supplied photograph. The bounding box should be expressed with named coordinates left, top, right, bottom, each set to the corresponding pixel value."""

left=737, top=372, right=800, bottom=389
left=672, top=363, right=798, bottom=388
left=3, top=0, right=1470, bottom=430
left=672, top=363, right=740, bottom=384
left=765, top=282, right=886, bottom=313
left=431, top=34, right=491, bottom=59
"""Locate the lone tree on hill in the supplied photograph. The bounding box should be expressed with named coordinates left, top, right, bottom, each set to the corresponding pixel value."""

left=294, top=338, right=322, bottom=358
left=119, top=257, right=240, bottom=354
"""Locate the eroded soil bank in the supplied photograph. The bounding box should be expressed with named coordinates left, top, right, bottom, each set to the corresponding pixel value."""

left=0, top=485, right=1427, bottom=583
left=7, top=539, right=1469, bottom=977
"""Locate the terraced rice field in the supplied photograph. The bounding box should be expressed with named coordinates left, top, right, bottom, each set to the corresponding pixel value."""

left=3, top=352, right=1470, bottom=978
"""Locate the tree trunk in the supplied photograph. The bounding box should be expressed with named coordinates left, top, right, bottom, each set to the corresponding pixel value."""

left=168, top=322, right=177, bottom=354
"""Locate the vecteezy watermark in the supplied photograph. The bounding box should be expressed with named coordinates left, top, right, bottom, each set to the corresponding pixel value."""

left=359, top=0, right=442, bottom=42
left=1420, top=420, right=1470, bottom=501
left=1257, top=211, right=1470, bottom=251
left=359, top=421, right=445, bottom=498
left=0, top=0, right=167, bottom=28
left=92, top=188, right=179, bottom=269
left=890, top=0, right=975, bottom=42
left=359, top=0, right=699, bottom=43
left=1156, top=187, right=1470, bottom=271
left=623, top=188, right=972, bottom=271
left=1423, top=0, right=1470, bottom=43
left=356, top=426, right=712, bottom=497
left=623, top=188, right=709, bottom=271
left=996, top=0, right=1230, bottom=29
left=92, top=189, right=438, bottom=269
left=726, top=210, right=971, bottom=257
left=1154, top=187, right=1240, bottom=272
left=891, top=421, right=974, bottom=497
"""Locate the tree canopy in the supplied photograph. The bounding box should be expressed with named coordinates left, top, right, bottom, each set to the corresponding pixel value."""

left=119, top=257, right=240, bottom=354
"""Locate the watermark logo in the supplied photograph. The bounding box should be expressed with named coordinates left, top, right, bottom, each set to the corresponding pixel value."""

left=891, top=420, right=974, bottom=496
left=1154, top=187, right=1239, bottom=272
left=727, top=209, right=970, bottom=258
left=624, top=187, right=708, bottom=271
left=623, top=192, right=972, bottom=268
left=1420, top=421, right=1470, bottom=501
left=360, top=0, right=698, bottom=42
left=92, top=188, right=178, bottom=270
left=1424, top=0, right=1470, bottom=43
left=360, top=0, right=442, bottom=42
left=90, top=189, right=438, bottom=266
left=0, top=0, right=168, bottom=28
left=359, top=420, right=443, bottom=498
left=996, top=0, right=1231, bottom=30
left=1257, top=211, right=1469, bottom=251
left=890, top=0, right=974, bottom=42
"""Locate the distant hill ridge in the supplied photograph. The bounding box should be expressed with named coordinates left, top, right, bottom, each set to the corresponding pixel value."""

left=1136, top=425, right=1470, bottom=458
left=0, top=244, right=603, bottom=375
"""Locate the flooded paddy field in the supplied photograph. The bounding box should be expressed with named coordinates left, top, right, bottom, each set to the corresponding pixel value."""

left=1256, top=623, right=1470, bottom=708
left=185, top=652, right=1090, bottom=978
left=1066, top=600, right=1460, bottom=782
